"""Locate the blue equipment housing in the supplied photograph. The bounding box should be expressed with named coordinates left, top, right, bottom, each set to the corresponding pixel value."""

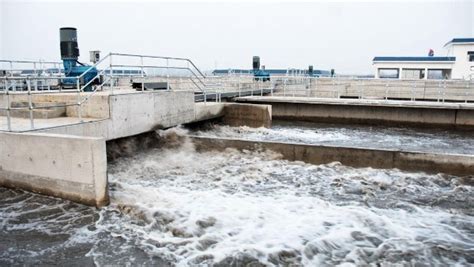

left=60, top=27, right=99, bottom=91
left=253, top=69, right=270, bottom=82
left=252, top=56, right=270, bottom=82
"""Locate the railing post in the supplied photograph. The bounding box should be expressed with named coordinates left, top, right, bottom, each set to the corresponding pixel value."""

left=238, top=77, right=241, bottom=97
left=443, top=79, right=446, bottom=103
left=110, top=54, right=115, bottom=94
left=27, top=78, right=34, bottom=130
left=4, top=79, right=11, bottom=131
left=411, top=81, right=416, bottom=101
left=9, top=61, right=13, bottom=77
left=271, top=79, right=274, bottom=96
left=77, top=78, right=82, bottom=122
left=141, top=56, right=145, bottom=91
left=166, top=58, right=170, bottom=91
left=466, top=81, right=469, bottom=104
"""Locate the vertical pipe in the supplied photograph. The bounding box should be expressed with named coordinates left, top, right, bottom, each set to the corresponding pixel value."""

left=27, top=78, right=34, bottom=130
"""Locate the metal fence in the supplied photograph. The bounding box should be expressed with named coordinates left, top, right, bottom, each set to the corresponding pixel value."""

left=0, top=53, right=209, bottom=131
left=1, top=54, right=473, bottom=132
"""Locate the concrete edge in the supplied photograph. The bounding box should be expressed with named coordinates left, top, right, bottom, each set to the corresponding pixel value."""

left=188, top=135, right=474, bottom=176
left=0, top=132, right=109, bottom=207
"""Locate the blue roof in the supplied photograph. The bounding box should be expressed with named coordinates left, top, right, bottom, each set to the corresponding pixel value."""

left=445, top=38, right=474, bottom=46
left=451, top=38, right=474, bottom=43
left=373, top=56, right=455, bottom=62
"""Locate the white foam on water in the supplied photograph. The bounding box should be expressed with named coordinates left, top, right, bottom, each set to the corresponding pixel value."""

left=193, top=122, right=474, bottom=155
left=86, top=128, right=474, bottom=266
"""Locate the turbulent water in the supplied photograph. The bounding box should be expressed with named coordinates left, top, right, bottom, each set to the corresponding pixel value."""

left=1, top=128, right=474, bottom=266
left=193, top=120, right=474, bottom=155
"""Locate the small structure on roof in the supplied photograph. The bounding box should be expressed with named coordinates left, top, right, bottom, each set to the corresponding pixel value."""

left=373, top=38, right=474, bottom=80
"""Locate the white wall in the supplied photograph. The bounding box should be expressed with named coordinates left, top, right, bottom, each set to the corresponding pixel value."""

left=447, top=43, right=474, bottom=79
left=373, top=62, right=454, bottom=79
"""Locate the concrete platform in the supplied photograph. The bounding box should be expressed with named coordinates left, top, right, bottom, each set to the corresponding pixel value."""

left=0, top=116, right=103, bottom=132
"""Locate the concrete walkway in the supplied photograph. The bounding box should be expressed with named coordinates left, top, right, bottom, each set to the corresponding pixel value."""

left=0, top=116, right=103, bottom=132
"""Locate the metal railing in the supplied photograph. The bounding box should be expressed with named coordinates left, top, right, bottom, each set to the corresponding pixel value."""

left=0, top=59, right=63, bottom=78
left=0, top=52, right=213, bottom=131
left=212, top=74, right=474, bottom=103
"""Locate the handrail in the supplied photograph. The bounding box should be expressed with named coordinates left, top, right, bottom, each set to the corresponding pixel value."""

left=110, top=52, right=205, bottom=78
left=111, top=64, right=206, bottom=89
left=77, top=53, right=111, bottom=79
left=0, top=59, right=62, bottom=65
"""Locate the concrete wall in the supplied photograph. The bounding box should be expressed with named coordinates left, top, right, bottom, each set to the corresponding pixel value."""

left=236, top=98, right=474, bottom=128
left=223, top=103, right=272, bottom=128
left=193, top=102, right=272, bottom=128
left=191, top=136, right=474, bottom=176
left=35, top=90, right=196, bottom=140
left=0, top=132, right=108, bottom=207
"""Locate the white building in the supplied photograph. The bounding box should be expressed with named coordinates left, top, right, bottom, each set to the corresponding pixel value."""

left=373, top=38, right=474, bottom=80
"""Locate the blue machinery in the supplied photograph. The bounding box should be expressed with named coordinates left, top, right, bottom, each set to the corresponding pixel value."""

left=251, top=56, right=333, bottom=80
left=60, top=27, right=99, bottom=91
left=252, top=56, right=270, bottom=81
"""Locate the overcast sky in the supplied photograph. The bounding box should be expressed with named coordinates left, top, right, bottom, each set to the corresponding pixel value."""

left=0, top=0, right=472, bottom=74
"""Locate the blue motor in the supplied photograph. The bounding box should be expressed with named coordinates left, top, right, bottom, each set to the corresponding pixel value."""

left=252, top=56, right=270, bottom=82
left=60, top=27, right=99, bottom=91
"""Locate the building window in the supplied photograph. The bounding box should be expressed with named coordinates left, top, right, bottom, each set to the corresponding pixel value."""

left=468, top=51, right=474, bottom=62
left=378, top=68, right=399, bottom=79
left=427, top=69, right=451, bottom=80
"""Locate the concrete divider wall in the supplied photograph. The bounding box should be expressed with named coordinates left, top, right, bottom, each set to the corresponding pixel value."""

left=193, top=102, right=272, bottom=128
left=0, top=132, right=108, bottom=207
left=190, top=136, right=474, bottom=176
left=238, top=99, right=474, bottom=128
left=223, top=103, right=272, bottom=128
